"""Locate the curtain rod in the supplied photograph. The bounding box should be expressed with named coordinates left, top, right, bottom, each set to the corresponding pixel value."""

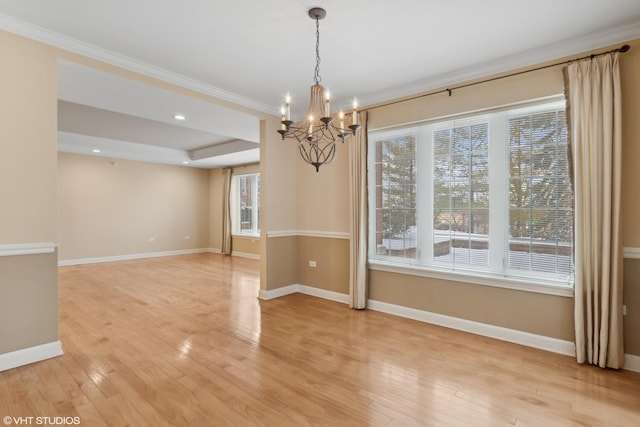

left=363, top=44, right=631, bottom=112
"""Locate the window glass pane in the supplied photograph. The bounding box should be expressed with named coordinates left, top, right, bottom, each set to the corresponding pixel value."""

left=239, top=176, right=253, bottom=232
left=432, top=123, right=489, bottom=267
left=234, top=173, right=260, bottom=235
left=372, top=131, right=417, bottom=260
left=508, top=110, right=573, bottom=275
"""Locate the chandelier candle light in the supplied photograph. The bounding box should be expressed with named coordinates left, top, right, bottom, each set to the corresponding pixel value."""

left=277, top=7, right=360, bottom=172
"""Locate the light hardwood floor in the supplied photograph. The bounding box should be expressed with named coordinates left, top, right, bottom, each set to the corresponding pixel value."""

left=1, top=253, right=639, bottom=426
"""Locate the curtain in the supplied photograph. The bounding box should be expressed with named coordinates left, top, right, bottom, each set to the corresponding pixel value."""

left=221, top=168, right=232, bottom=255
left=564, top=53, right=624, bottom=368
left=349, top=111, right=368, bottom=309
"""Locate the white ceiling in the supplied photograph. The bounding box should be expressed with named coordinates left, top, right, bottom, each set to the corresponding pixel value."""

left=56, top=60, right=260, bottom=168
left=1, top=0, right=640, bottom=168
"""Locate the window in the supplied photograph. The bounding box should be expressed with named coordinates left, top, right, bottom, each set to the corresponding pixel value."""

left=368, top=98, right=573, bottom=289
left=231, top=173, right=260, bottom=236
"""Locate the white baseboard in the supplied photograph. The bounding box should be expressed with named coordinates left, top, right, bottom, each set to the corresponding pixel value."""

left=58, top=248, right=210, bottom=266
left=624, top=353, right=640, bottom=373
left=0, top=341, right=63, bottom=372
left=367, top=299, right=576, bottom=356
left=297, top=285, right=350, bottom=304
left=231, top=251, right=260, bottom=260
left=258, top=283, right=349, bottom=304
left=367, top=300, right=640, bottom=372
left=208, top=248, right=257, bottom=259
left=258, top=284, right=298, bottom=300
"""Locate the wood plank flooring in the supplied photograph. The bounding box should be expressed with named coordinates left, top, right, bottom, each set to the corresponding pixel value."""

left=1, top=253, right=639, bottom=426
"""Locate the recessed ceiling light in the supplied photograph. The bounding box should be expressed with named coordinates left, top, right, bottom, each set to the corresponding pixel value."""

left=182, top=161, right=190, bottom=165
left=173, top=114, right=187, bottom=121
left=92, top=149, right=101, bottom=153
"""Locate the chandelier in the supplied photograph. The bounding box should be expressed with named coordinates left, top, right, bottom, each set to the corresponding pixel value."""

left=277, top=7, right=360, bottom=172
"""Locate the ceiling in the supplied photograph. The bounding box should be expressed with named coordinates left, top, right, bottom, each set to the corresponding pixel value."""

left=1, top=0, right=640, bottom=168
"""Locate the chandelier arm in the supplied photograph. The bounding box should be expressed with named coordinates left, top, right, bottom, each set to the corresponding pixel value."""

left=314, top=125, right=336, bottom=145
left=298, top=140, right=336, bottom=172
left=286, top=118, right=350, bottom=144
left=290, top=128, right=309, bottom=144
left=319, top=125, right=338, bottom=143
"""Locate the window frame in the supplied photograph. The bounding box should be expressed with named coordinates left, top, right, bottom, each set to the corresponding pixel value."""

left=231, top=173, right=260, bottom=237
left=367, top=96, right=574, bottom=297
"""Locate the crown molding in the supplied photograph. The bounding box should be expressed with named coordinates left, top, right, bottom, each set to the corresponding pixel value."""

left=360, top=21, right=640, bottom=108
left=0, top=13, right=277, bottom=116
left=3, top=12, right=639, bottom=119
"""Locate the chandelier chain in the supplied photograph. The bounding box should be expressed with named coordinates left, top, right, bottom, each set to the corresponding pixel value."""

left=314, top=16, right=321, bottom=84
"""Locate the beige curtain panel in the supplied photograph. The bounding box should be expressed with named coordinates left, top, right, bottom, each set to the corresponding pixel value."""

left=564, top=53, right=624, bottom=369
left=221, top=168, right=232, bottom=255
left=349, top=111, right=368, bottom=309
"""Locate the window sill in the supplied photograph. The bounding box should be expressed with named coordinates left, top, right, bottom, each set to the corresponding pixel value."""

left=368, top=260, right=573, bottom=297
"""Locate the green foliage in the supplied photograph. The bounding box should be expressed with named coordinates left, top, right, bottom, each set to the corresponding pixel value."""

left=433, top=123, right=489, bottom=234
left=508, top=111, right=573, bottom=243
left=374, top=133, right=417, bottom=237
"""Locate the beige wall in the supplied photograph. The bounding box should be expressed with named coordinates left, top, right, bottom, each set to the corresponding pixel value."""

left=623, top=259, right=640, bottom=355
left=617, top=41, right=640, bottom=247
left=58, top=153, right=210, bottom=260
left=369, top=270, right=574, bottom=340
left=296, top=143, right=350, bottom=234
left=261, top=117, right=298, bottom=291
left=232, top=236, right=260, bottom=257
left=619, top=40, right=640, bottom=357
left=261, top=118, right=299, bottom=233
left=0, top=30, right=59, bottom=355
left=297, top=236, right=349, bottom=294
left=263, top=235, right=349, bottom=293
left=261, top=101, right=351, bottom=291
left=261, top=110, right=351, bottom=291
left=266, top=236, right=298, bottom=290
left=0, top=253, right=59, bottom=354
left=0, top=31, right=58, bottom=243
left=368, top=66, right=564, bottom=130
left=232, top=163, right=260, bottom=175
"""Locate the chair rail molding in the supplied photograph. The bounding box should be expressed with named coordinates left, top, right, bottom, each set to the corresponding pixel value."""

left=0, top=242, right=56, bottom=257
left=623, top=247, right=640, bottom=259
left=266, top=230, right=350, bottom=239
